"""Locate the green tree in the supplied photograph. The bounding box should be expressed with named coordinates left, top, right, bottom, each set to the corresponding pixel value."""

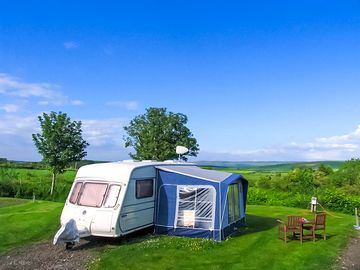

left=318, top=164, right=334, bottom=176
left=331, top=158, right=360, bottom=187
left=124, top=107, right=199, bottom=161
left=32, top=112, right=89, bottom=195
left=282, top=168, right=318, bottom=194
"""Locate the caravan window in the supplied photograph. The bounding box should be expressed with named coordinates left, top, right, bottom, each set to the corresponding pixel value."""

left=136, top=179, right=153, bottom=199
left=176, top=186, right=215, bottom=230
left=69, top=182, right=82, bottom=204
left=103, top=185, right=121, bottom=208
left=228, top=183, right=240, bottom=224
left=78, top=183, right=108, bottom=207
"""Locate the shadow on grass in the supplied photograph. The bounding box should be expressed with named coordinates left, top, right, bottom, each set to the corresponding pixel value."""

left=231, top=214, right=278, bottom=238
left=72, top=215, right=279, bottom=251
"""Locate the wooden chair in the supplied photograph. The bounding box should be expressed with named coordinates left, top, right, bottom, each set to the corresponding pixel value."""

left=277, top=216, right=303, bottom=243
left=303, top=212, right=326, bottom=241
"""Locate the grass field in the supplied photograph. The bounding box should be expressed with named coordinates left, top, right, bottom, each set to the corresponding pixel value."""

left=0, top=167, right=76, bottom=201
left=199, top=161, right=344, bottom=172
left=93, top=205, right=354, bottom=270
left=12, top=168, right=76, bottom=185
left=0, top=198, right=63, bottom=254
left=0, top=197, right=28, bottom=207
left=0, top=198, right=355, bottom=269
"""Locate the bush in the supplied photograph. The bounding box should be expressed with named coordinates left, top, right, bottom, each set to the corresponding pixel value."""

left=0, top=167, right=74, bottom=202
left=247, top=188, right=311, bottom=208
left=256, top=175, right=272, bottom=189
left=0, top=167, right=19, bottom=197
left=247, top=187, right=360, bottom=214
left=319, top=189, right=360, bottom=214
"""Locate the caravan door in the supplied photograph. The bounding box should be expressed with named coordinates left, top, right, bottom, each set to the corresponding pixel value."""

left=90, top=184, right=121, bottom=234
left=119, top=178, right=155, bottom=233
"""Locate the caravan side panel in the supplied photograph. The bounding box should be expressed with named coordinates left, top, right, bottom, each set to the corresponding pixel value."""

left=118, top=166, right=157, bottom=234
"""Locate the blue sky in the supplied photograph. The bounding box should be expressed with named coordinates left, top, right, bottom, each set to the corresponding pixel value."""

left=1, top=1, right=360, bottom=161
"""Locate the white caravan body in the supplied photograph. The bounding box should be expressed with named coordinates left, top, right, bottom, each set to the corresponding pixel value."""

left=60, top=160, right=189, bottom=238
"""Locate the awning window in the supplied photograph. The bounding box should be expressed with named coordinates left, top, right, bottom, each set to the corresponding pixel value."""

left=175, top=186, right=215, bottom=230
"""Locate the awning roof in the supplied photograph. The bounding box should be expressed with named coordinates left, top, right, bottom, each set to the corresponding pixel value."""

left=156, top=165, right=234, bottom=182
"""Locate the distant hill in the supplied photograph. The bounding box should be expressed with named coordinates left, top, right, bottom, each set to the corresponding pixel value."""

left=196, top=161, right=344, bottom=172
left=0, top=159, right=108, bottom=170
left=1, top=157, right=344, bottom=172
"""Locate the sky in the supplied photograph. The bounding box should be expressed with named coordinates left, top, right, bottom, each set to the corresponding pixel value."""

left=1, top=0, right=360, bottom=162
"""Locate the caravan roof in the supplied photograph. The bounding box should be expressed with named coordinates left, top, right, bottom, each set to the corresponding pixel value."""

left=75, top=160, right=191, bottom=184
left=156, top=166, right=232, bottom=182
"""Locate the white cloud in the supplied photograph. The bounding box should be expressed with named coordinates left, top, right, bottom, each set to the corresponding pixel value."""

left=0, top=74, right=128, bottom=161
left=106, top=100, right=139, bottom=110
left=82, top=118, right=128, bottom=146
left=198, top=126, right=360, bottom=161
left=0, top=103, right=21, bottom=113
left=0, top=114, right=130, bottom=161
left=0, top=73, right=83, bottom=107
left=38, top=100, right=50, bottom=105
left=125, top=101, right=139, bottom=110
left=71, top=100, right=84, bottom=106
left=0, top=114, right=42, bottom=161
left=0, top=114, right=38, bottom=135
left=75, top=117, right=131, bottom=161
left=0, top=114, right=128, bottom=147
left=0, top=73, right=61, bottom=100
left=63, top=41, right=78, bottom=50
left=1, top=106, right=360, bottom=162
left=316, top=125, right=360, bottom=144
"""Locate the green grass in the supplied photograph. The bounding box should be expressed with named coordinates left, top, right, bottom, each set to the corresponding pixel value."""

left=93, top=205, right=355, bottom=270
left=244, top=161, right=343, bottom=172
left=0, top=168, right=76, bottom=201
left=0, top=198, right=355, bottom=269
left=0, top=198, right=63, bottom=254
left=201, top=161, right=344, bottom=172
left=14, top=168, right=76, bottom=185
left=0, top=197, right=28, bottom=207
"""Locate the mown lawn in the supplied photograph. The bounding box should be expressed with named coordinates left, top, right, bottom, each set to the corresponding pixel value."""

left=0, top=197, right=28, bottom=207
left=0, top=198, right=355, bottom=269
left=93, top=205, right=355, bottom=270
left=0, top=198, right=63, bottom=254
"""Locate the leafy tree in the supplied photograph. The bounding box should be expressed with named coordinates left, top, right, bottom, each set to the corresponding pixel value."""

left=124, top=107, right=199, bottom=161
left=32, top=112, right=89, bottom=195
left=281, top=168, right=318, bottom=194
left=331, top=158, right=360, bottom=187
left=317, top=164, right=334, bottom=176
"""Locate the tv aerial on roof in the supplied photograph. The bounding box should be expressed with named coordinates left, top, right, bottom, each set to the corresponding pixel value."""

left=176, top=146, right=189, bottom=161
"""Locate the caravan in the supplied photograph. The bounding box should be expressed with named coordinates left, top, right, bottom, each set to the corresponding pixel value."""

left=56, top=160, right=248, bottom=246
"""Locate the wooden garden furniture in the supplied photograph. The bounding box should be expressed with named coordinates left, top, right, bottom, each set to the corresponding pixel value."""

left=277, top=216, right=303, bottom=243
left=303, top=212, right=326, bottom=241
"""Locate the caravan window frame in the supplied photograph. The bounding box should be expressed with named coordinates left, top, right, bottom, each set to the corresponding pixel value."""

left=135, top=179, right=154, bottom=199
left=69, top=181, right=83, bottom=204
left=103, top=184, right=121, bottom=208
left=68, top=180, right=123, bottom=208
left=174, top=185, right=216, bottom=231
left=77, top=182, right=109, bottom=208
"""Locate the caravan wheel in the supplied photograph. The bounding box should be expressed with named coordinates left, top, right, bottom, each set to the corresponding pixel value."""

left=65, top=242, right=75, bottom=250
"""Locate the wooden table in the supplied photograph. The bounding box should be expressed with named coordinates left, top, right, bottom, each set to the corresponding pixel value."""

left=301, top=221, right=314, bottom=241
